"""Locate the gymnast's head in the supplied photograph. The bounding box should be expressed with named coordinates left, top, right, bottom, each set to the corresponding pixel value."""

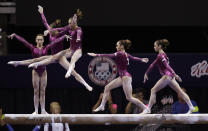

left=50, top=19, right=61, bottom=29
left=49, top=19, right=61, bottom=37
left=50, top=102, right=61, bottom=114
left=35, top=34, right=44, bottom=47
left=68, top=9, right=83, bottom=30
left=154, top=39, right=170, bottom=52
left=116, top=39, right=132, bottom=51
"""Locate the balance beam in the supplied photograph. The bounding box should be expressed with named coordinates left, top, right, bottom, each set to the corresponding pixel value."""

left=1, top=114, right=208, bottom=125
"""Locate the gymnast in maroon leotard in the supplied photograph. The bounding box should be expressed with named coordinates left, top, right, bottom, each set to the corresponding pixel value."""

left=141, top=39, right=195, bottom=114
left=38, top=5, right=65, bottom=55
left=16, top=9, right=92, bottom=91
left=7, top=33, right=67, bottom=114
left=88, top=39, right=149, bottom=112
left=30, top=8, right=83, bottom=79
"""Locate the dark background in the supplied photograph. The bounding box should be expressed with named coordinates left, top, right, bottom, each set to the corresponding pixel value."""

left=17, top=0, right=208, bottom=26
left=0, top=0, right=208, bottom=130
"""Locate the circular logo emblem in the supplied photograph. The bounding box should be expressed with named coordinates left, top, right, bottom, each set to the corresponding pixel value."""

left=88, top=56, right=117, bottom=86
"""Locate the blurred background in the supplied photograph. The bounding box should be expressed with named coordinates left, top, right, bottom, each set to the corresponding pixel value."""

left=0, top=0, right=208, bottom=130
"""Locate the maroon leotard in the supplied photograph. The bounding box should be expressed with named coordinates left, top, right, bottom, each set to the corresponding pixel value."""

left=145, top=53, right=175, bottom=78
left=97, top=51, right=143, bottom=78
left=13, top=34, right=66, bottom=76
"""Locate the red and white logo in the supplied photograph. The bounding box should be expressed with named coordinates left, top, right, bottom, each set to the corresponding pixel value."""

left=191, top=60, right=208, bottom=78
left=88, top=56, right=117, bottom=86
